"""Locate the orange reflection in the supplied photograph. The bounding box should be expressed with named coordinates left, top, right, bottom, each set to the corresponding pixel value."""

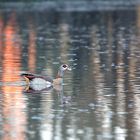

left=2, top=14, right=21, bottom=83
left=1, top=13, right=26, bottom=140
left=0, top=14, right=4, bottom=61
left=28, top=22, right=36, bottom=72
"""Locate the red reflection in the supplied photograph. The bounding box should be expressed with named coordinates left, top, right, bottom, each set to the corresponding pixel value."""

left=2, top=14, right=21, bottom=83
left=28, top=22, right=36, bottom=72
left=1, top=13, right=26, bottom=140
left=0, top=14, right=4, bottom=61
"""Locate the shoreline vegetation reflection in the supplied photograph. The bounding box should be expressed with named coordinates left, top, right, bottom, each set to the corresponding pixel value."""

left=0, top=1, right=140, bottom=12
left=0, top=6, right=140, bottom=140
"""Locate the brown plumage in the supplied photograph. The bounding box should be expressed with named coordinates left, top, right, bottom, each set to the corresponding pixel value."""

left=21, top=64, right=71, bottom=91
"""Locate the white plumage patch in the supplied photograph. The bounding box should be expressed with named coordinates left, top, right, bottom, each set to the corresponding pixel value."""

left=30, top=78, right=52, bottom=90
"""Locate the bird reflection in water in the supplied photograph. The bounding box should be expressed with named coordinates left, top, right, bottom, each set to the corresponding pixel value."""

left=23, top=80, right=72, bottom=106
left=22, top=64, right=72, bottom=105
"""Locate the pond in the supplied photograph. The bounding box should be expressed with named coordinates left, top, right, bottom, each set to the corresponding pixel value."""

left=0, top=6, right=140, bottom=140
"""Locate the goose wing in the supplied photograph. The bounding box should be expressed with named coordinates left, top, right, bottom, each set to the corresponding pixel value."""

left=20, top=73, right=38, bottom=80
left=21, top=72, right=53, bottom=82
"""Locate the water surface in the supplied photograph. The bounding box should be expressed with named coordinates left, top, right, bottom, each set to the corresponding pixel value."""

left=0, top=8, right=140, bottom=140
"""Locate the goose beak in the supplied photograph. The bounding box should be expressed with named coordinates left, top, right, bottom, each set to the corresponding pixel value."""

left=67, top=67, right=72, bottom=71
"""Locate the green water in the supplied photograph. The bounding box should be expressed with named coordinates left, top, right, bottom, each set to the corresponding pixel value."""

left=0, top=8, right=140, bottom=140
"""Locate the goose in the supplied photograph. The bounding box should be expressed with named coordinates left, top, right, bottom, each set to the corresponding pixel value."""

left=21, top=64, right=71, bottom=91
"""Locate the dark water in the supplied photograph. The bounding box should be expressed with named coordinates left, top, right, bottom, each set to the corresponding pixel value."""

left=0, top=8, right=140, bottom=140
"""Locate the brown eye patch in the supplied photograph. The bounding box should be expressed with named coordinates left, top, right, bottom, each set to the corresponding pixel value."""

left=62, top=64, right=67, bottom=68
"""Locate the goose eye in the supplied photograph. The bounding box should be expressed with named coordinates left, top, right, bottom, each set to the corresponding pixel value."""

left=62, top=64, right=67, bottom=68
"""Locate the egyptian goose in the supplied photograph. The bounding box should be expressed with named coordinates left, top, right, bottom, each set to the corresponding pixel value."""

left=21, top=64, right=71, bottom=91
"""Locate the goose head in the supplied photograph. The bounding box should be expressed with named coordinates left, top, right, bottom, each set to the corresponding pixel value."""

left=57, top=64, right=71, bottom=78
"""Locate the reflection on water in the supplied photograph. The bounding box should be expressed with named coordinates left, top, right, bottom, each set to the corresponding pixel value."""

left=0, top=7, right=140, bottom=140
